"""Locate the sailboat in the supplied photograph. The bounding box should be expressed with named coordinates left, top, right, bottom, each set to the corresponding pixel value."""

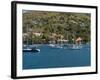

left=69, top=37, right=83, bottom=50
left=23, top=25, right=40, bottom=53
left=49, top=41, right=63, bottom=49
left=49, top=36, right=63, bottom=49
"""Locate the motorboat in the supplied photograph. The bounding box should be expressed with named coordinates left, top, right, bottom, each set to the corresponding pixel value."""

left=23, top=47, right=40, bottom=52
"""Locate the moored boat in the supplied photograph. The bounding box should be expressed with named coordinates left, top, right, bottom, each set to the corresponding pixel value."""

left=69, top=44, right=82, bottom=50
left=23, top=47, right=40, bottom=52
left=49, top=44, right=63, bottom=49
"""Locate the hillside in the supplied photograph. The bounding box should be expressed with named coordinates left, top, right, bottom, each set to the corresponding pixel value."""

left=23, top=10, right=91, bottom=44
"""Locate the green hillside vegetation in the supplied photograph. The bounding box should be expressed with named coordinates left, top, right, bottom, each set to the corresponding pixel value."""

left=23, top=10, right=91, bottom=44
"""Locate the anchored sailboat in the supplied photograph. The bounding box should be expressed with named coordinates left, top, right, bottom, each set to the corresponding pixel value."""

left=49, top=41, right=63, bottom=49
left=23, top=25, right=40, bottom=53
left=48, top=35, right=63, bottom=49
left=69, top=37, right=83, bottom=50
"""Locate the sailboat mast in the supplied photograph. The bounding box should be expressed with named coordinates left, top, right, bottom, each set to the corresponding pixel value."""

left=27, top=24, right=28, bottom=45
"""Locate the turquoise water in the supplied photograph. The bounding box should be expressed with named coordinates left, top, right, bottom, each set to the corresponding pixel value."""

left=23, top=44, right=91, bottom=69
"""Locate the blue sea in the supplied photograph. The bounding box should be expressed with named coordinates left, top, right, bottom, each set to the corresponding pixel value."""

left=23, top=44, right=91, bottom=69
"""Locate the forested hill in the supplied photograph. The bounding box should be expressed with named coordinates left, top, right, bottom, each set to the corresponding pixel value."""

left=23, top=10, right=91, bottom=43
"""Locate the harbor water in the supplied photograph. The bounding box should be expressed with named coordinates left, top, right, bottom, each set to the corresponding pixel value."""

left=23, top=44, right=91, bottom=69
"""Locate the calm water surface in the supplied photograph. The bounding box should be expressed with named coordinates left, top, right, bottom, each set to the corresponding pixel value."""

left=23, top=44, right=91, bottom=69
